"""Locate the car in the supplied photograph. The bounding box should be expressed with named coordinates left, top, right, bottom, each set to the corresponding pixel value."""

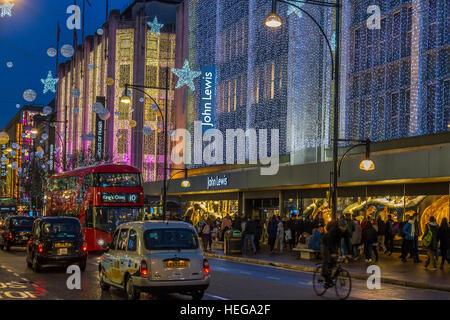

left=99, top=221, right=210, bottom=300
left=0, top=216, right=35, bottom=251
left=26, top=217, right=88, bottom=273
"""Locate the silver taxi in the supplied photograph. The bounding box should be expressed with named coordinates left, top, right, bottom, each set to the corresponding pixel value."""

left=98, top=221, right=210, bottom=300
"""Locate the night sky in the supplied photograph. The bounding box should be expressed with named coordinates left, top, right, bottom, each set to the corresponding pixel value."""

left=0, top=0, right=129, bottom=129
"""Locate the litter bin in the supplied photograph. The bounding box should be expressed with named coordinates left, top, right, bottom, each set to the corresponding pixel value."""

left=224, top=229, right=242, bottom=255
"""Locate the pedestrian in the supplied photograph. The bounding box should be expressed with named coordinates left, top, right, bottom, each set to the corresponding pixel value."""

left=267, top=216, right=278, bottom=253
left=385, top=214, right=395, bottom=255
left=254, top=218, right=262, bottom=253
left=309, top=225, right=323, bottom=251
left=400, top=215, right=415, bottom=262
left=262, top=217, right=269, bottom=245
left=242, top=218, right=256, bottom=254
left=412, top=213, right=422, bottom=263
left=437, top=218, right=449, bottom=269
left=377, top=215, right=387, bottom=254
left=220, top=214, right=232, bottom=241
left=361, top=221, right=378, bottom=262
left=351, top=217, right=362, bottom=260
left=422, top=216, right=439, bottom=270
left=276, top=217, right=285, bottom=253
left=200, top=219, right=212, bottom=252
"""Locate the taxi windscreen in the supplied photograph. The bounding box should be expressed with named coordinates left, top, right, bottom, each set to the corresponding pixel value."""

left=144, top=228, right=198, bottom=250
left=42, top=220, right=81, bottom=238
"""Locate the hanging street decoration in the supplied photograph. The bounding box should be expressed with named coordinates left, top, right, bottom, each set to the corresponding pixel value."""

left=23, top=89, right=37, bottom=102
left=147, top=17, right=164, bottom=35
left=6, top=61, right=13, bottom=68
left=285, top=0, right=304, bottom=18
left=71, top=88, right=81, bottom=98
left=47, top=48, right=57, bottom=57
left=61, top=44, right=75, bottom=58
left=0, top=1, right=14, bottom=18
left=41, top=71, right=59, bottom=94
left=171, top=59, right=201, bottom=91
left=43, top=106, right=53, bottom=115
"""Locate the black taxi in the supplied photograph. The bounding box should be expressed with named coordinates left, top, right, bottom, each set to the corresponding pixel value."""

left=26, top=217, right=88, bottom=272
left=0, top=216, right=35, bottom=251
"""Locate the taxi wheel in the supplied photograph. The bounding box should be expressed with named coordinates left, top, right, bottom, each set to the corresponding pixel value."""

left=32, top=254, right=41, bottom=273
left=99, top=271, right=110, bottom=291
left=125, top=276, right=140, bottom=300
left=191, top=290, right=205, bottom=301
left=79, top=259, right=87, bottom=272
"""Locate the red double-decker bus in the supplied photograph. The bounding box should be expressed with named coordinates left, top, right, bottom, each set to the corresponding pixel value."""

left=45, top=164, right=144, bottom=251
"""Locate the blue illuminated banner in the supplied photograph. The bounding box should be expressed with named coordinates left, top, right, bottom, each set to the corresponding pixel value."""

left=200, top=66, right=216, bottom=134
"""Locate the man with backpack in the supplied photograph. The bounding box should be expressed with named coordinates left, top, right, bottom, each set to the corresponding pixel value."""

left=422, top=216, right=439, bottom=270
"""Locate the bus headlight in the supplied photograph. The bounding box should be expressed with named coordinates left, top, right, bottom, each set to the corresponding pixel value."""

left=97, top=239, right=105, bottom=247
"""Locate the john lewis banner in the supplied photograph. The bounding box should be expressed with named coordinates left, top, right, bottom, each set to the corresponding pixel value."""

left=200, top=66, right=216, bottom=134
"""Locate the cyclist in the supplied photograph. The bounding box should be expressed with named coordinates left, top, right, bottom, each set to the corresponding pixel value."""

left=321, top=219, right=353, bottom=288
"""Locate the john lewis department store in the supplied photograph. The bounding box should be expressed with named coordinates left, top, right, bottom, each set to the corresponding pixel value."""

left=144, top=132, right=450, bottom=229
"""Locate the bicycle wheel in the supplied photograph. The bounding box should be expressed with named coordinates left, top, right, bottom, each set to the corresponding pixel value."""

left=334, top=268, right=352, bottom=300
left=313, top=265, right=328, bottom=296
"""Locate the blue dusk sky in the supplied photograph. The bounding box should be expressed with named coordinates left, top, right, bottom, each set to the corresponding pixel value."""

left=0, top=0, right=130, bottom=129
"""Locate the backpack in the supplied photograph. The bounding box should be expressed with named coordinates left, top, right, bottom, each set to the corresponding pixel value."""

left=422, top=224, right=432, bottom=248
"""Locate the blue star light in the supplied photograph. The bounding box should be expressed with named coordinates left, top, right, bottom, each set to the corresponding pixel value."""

left=171, top=59, right=201, bottom=91
left=330, top=32, right=336, bottom=51
left=285, top=0, right=304, bottom=18
left=0, top=1, right=14, bottom=18
left=147, top=17, right=164, bottom=35
left=41, top=71, right=59, bottom=94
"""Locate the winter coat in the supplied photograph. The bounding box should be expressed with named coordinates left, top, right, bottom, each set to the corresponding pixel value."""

left=422, top=222, right=439, bottom=250
left=321, top=222, right=352, bottom=254
left=267, top=220, right=278, bottom=239
left=308, top=230, right=322, bottom=250
left=377, top=220, right=387, bottom=236
left=361, top=225, right=378, bottom=244
left=351, top=222, right=362, bottom=245
left=385, top=219, right=394, bottom=237
left=437, top=225, right=450, bottom=250
left=276, top=221, right=284, bottom=239
left=244, top=220, right=257, bottom=235
left=402, top=221, right=415, bottom=240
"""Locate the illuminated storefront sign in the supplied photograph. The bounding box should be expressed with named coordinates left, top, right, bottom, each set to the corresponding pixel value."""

left=200, top=66, right=216, bottom=134
left=101, top=193, right=139, bottom=203
left=95, top=96, right=105, bottom=160
left=207, top=175, right=228, bottom=190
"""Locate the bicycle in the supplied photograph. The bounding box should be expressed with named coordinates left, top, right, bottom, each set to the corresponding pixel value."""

left=313, top=255, right=352, bottom=300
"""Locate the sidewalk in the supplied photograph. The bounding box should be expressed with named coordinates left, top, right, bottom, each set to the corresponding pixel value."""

left=205, top=244, right=450, bottom=292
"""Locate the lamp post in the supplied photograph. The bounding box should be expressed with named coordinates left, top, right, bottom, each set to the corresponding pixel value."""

left=120, top=74, right=170, bottom=218
left=163, top=168, right=190, bottom=220
left=265, top=0, right=341, bottom=220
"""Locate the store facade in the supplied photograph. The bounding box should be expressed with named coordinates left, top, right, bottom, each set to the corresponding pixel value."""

left=144, top=132, right=450, bottom=229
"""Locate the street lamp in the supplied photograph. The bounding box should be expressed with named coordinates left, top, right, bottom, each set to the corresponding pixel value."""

left=30, top=129, right=38, bottom=135
left=337, top=139, right=375, bottom=177
left=120, top=75, right=171, bottom=218
left=265, top=0, right=342, bottom=220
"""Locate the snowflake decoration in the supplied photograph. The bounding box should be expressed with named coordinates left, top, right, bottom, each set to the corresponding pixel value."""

left=0, top=1, right=14, bottom=18
left=41, top=71, right=59, bottom=94
left=171, top=59, right=201, bottom=91
left=147, top=17, right=164, bottom=35
left=285, top=0, right=304, bottom=18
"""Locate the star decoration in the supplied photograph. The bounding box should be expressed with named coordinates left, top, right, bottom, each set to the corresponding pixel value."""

left=41, top=71, right=59, bottom=94
left=171, top=59, right=201, bottom=91
left=330, top=32, right=336, bottom=51
left=147, top=17, right=164, bottom=35
left=0, top=1, right=14, bottom=18
left=285, top=0, right=304, bottom=18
